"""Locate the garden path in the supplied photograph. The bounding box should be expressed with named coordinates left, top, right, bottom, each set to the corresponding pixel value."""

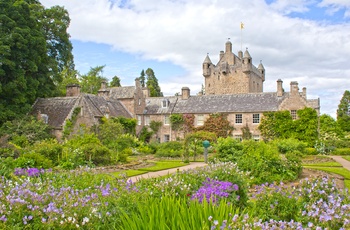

left=328, top=155, right=350, bottom=171
left=128, top=162, right=207, bottom=183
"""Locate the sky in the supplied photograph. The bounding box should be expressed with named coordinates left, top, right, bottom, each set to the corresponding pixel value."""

left=40, top=0, right=350, bottom=118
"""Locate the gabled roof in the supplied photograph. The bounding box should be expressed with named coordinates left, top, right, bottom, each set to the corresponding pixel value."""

left=172, top=93, right=282, bottom=114
left=108, top=86, right=135, bottom=99
left=83, top=94, right=132, bottom=118
left=30, top=94, right=132, bottom=129
left=30, top=97, right=79, bottom=128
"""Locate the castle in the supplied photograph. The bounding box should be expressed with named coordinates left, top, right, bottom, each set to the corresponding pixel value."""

left=31, top=40, right=320, bottom=141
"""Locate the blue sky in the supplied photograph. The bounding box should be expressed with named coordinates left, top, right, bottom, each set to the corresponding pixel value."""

left=40, top=0, right=350, bottom=118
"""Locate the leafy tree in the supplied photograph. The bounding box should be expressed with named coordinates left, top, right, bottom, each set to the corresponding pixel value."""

left=56, top=67, right=79, bottom=96
left=319, top=114, right=343, bottom=140
left=337, top=90, right=350, bottom=132
left=139, top=69, right=146, bottom=87
left=80, top=65, right=107, bottom=94
left=145, top=68, right=162, bottom=97
left=97, top=117, right=124, bottom=145
left=294, top=107, right=318, bottom=146
left=0, top=116, right=53, bottom=145
left=110, top=76, right=121, bottom=87
left=259, top=111, right=293, bottom=141
left=0, top=0, right=73, bottom=124
left=196, top=113, right=234, bottom=138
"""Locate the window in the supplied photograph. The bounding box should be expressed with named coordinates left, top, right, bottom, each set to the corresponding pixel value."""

left=164, top=115, right=170, bottom=125
left=41, top=114, right=48, bottom=124
left=197, top=115, right=204, bottom=126
left=291, top=110, right=297, bottom=120
left=162, top=99, right=169, bottom=108
left=253, top=135, right=260, bottom=141
left=235, top=114, right=242, bottom=124
left=145, top=116, right=150, bottom=126
left=137, top=115, right=142, bottom=125
left=253, top=114, right=260, bottom=124
left=164, top=134, right=170, bottom=142
left=234, top=135, right=242, bottom=141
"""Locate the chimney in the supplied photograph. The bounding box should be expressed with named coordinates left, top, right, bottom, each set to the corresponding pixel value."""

left=302, top=87, right=307, bottom=99
left=181, top=87, right=190, bottom=100
left=277, top=79, right=283, bottom=97
left=290, top=81, right=299, bottom=96
left=66, top=84, right=81, bottom=97
left=101, top=80, right=107, bottom=90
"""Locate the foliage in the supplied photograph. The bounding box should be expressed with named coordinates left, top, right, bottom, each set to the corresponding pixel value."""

left=184, top=131, right=217, bottom=161
left=155, top=141, right=183, bottom=157
left=241, top=124, right=252, bottom=140
left=337, top=90, right=350, bottom=132
left=213, top=138, right=302, bottom=184
left=110, top=75, right=121, bottom=87
left=169, top=113, right=184, bottom=131
left=196, top=113, right=234, bottom=138
left=330, top=148, right=350, bottom=155
left=182, top=113, right=195, bottom=133
left=273, top=138, right=306, bottom=154
left=319, top=114, right=344, bottom=141
left=79, top=65, right=107, bottom=94
left=27, top=139, right=63, bottom=166
left=113, top=117, right=137, bottom=135
left=138, top=126, right=153, bottom=143
left=0, top=116, right=52, bottom=145
left=145, top=68, right=162, bottom=97
left=149, top=120, right=162, bottom=139
left=259, top=108, right=318, bottom=146
left=138, top=69, right=146, bottom=87
left=15, top=152, right=53, bottom=169
left=97, top=117, right=124, bottom=145
left=258, top=110, right=293, bottom=141
left=0, top=0, right=73, bottom=124
left=62, top=107, right=81, bottom=139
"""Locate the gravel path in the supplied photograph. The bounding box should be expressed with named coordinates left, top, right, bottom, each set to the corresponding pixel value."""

left=328, top=155, right=350, bottom=171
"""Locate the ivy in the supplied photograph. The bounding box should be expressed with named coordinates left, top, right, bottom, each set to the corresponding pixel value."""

left=196, top=113, right=234, bottom=138
left=169, top=114, right=184, bottom=131
left=63, top=107, right=81, bottom=139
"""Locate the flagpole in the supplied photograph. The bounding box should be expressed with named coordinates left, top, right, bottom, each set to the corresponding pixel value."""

left=240, top=22, right=244, bottom=51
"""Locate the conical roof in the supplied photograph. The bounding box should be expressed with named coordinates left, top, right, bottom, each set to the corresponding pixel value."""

left=203, top=54, right=212, bottom=64
left=244, top=49, right=251, bottom=58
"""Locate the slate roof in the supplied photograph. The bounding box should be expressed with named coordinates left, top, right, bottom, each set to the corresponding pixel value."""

left=172, top=93, right=283, bottom=114
left=108, top=86, right=135, bottom=99
left=30, top=97, right=79, bottom=128
left=143, top=97, right=178, bottom=115
left=83, top=94, right=132, bottom=118
left=31, top=94, right=132, bottom=129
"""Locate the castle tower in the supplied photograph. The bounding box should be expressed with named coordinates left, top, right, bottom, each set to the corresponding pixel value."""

left=203, top=40, right=265, bottom=95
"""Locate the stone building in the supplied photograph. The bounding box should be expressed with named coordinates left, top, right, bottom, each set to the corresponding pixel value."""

left=30, top=40, right=320, bottom=141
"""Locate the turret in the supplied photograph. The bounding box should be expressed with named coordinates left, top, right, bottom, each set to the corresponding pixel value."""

left=203, top=54, right=212, bottom=77
left=258, top=61, right=265, bottom=82
left=225, top=40, right=232, bottom=53
left=242, top=48, right=252, bottom=73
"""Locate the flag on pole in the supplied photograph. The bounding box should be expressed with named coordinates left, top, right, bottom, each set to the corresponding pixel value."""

left=240, top=22, right=244, bottom=29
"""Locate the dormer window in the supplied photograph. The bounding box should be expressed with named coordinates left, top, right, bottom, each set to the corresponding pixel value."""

left=40, top=114, right=48, bottom=124
left=162, top=99, right=170, bottom=108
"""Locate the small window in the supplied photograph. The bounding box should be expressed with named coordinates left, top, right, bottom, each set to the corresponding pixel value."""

left=291, top=110, right=297, bottom=120
left=162, top=99, right=169, bottom=108
left=138, top=99, right=141, bottom=106
left=253, top=114, right=260, bottom=124
left=137, top=115, right=142, bottom=125
left=197, top=115, right=204, bottom=126
left=234, top=135, right=242, bottom=141
left=235, top=114, right=242, bottom=124
left=164, top=115, right=170, bottom=125
left=164, top=134, right=170, bottom=142
left=41, top=114, right=49, bottom=124
left=145, top=116, right=150, bottom=126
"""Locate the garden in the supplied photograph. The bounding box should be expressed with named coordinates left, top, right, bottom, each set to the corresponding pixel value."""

left=1, top=110, right=350, bottom=229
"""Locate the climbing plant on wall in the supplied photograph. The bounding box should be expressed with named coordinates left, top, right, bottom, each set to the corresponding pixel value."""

left=196, top=113, right=234, bottom=138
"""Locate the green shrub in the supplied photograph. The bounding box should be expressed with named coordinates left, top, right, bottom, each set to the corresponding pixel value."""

left=304, top=147, right=318, bottom=155
left=214, top=137, right=243, bottom=161
left=155, top=141, right=183, bottom=157
left=137, top=145, right=154, bottom=154
left=274, top=138, right=306, bottom=154
left=15, top=152, right=53, bottom=169
left=28, top=139, right=63, bottom=165
left=0, top=157, right=16, bottom=178
left=331, top=148, right=350, bottom=155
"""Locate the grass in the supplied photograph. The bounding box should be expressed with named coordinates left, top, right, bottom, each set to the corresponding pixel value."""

left=304, top=166, right=350, bottom=180
left=343, top=156, right=350, bottom=162
left=111, top=170, right=147, bottom=177
left=302, top=162, right=342, bottom=167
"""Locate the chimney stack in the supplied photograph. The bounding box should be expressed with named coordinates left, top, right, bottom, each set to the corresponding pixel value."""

left=181, top=87, right=190, bottom=100
left=277, top=79, right=283, bottom=97
left=66, top=84, right=81, bottom=97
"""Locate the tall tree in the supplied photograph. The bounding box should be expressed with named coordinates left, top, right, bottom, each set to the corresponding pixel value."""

left=110, top=75, right=121, bottom=87
left=337, top=90, right=350, bottom=132
left=139, top=69, right=145, bottom=87
left=80, top=65, right=107, bottom=94
left=0, top=0, right=73, bottom=124
left=145, top=68, right=162, bottom=97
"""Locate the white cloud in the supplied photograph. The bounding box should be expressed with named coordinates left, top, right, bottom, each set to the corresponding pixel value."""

left=40, top=0, right=350, bottom=117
